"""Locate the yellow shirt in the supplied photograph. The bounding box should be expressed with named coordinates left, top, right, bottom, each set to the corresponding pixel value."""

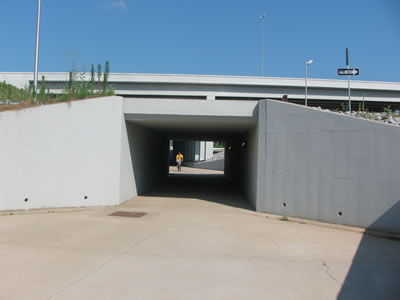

left=176, top=153, right=183, bottom=162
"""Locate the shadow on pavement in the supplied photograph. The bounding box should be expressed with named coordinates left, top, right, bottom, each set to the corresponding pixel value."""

left=338, top=201, right=400, bottom=299
left=151, top=173, right=400, bottom=298
left=145, top=173, right=255, bottom=211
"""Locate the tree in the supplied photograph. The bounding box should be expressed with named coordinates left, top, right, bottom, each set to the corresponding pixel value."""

left=39, top=76, right=47, bottom=103
left=67, top=71, right=73, bottom=92
left=103, top=61, right=110, bottom=93
left=97, top=64, right=102, bottom=91
left=90, top=64, right=95, bottom=94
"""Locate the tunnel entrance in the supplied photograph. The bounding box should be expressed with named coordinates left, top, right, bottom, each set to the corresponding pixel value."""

left=123, top=98, right=259, bottom=209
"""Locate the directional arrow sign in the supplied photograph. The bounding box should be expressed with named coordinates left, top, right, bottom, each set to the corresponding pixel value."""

left=338, top=68, right=360, bottom=76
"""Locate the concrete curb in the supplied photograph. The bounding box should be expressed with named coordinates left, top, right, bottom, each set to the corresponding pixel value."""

left=2, top=203, right=399, bottom=241
left=263, top=212, right=400, bottom=241
left=0, top=205, right=117, bottom=216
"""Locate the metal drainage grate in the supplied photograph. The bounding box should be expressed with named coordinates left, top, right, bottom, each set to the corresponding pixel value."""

left=108, top=211, right=147, bottom=218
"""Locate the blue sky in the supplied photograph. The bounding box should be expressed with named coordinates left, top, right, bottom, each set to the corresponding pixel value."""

left=1, top=0, right=399, bottom=82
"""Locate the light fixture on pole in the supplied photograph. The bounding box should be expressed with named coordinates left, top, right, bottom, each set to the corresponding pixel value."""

left=305, top=59, right=313, bottom=106
left=33, top=0, right=41, bottom=99
left=259, top=12, right=266, bottom=77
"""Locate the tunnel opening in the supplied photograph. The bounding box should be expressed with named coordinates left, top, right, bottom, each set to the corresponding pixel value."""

left=168, top=139, right=224, bottom=175
left=123, top=98, right=259, bottom=210
left=123, top=122, right=255, bottom=210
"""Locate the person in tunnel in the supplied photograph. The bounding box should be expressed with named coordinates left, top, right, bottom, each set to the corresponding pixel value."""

left=176, top=152, right=184, bottom=172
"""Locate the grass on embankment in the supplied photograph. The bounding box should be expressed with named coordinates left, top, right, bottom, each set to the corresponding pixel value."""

left=0, top=61, right=114, bottom=112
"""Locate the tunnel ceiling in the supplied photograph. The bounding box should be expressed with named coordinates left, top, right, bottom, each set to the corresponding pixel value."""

left=124, top=98, right=259, bottom=140
left=125, top=114, right=256, bottom=140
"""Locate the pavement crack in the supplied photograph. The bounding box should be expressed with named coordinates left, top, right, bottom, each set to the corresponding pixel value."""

left=322, top=261, right=341, bottom=285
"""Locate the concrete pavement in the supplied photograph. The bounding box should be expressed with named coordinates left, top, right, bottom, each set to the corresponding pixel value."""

left=0, top=168, right=399, bottom=299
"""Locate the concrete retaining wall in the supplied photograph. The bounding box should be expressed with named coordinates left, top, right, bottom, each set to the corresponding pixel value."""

left=2, top=96, right=399, bottom=233
left=0, top=97, right=126, bottom=210
left=257, top=100, right=400, bottom=233
left=223, top=127, right=259, bottom=209
left=125, top=122, right=168, bottom=195
left=223, top=140, right=238, bottom=182
left=240, top=124, right=259, bottom=208
left=184, top=159, right=224, bottom=171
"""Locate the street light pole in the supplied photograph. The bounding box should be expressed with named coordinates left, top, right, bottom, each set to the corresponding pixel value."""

left=305, top=60, right=313, bottom=106
left=33, top=0, right=41, bottom=99
left=259, top=13, right=266, bottom=77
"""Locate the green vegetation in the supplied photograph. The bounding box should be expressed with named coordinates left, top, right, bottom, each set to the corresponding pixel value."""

left=0, top=61, right=114, bottom=111
left=97, top=64, right=102, bottom=91
left=340, top=102, right=349, bottom=112
left=213, top=141, right=225, bottom=148
left=56, top=60, right=114, bottom=102
left=38, top=76, right=52, bottom=104
left=104, top=60, right=110, bottom=92
left=358, top=101, right=365, bottom=113
left=90, top=64, right=95, bottom=94
left=0, top=81, right=32, bottom=102
left=382, top=105, right=393, bottom=120
left=280, top=216, right=289, bottom=221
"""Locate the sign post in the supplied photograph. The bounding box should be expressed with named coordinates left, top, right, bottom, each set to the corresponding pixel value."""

left=346, top=48, right=351, bottom=113
left=33, top=0, right=41, bottom=100
left=337, top=48, right=360, bottom=112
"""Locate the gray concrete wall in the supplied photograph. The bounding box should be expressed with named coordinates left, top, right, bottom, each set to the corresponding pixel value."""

left=0, top=96, right=188, bottom=211
left=223, top=139, right=238, bottom=182
left=184, top=159, right=224, bottom=171
left=239, top=125, right=259, bottom=209
left=257, top=100, right=400, bottom=233
left=223, top=132, right=259, bottom=209
left=0, top=97, right=126, bottom=210
left=118, top=118, right=137, bottom=203
left=125, top=122, right=168, bottom=195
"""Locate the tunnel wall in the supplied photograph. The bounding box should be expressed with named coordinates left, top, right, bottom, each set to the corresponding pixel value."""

left=223, top=140, right=238, bottom=182
left=223, top=128, right=259, bottom=209
left=119, top=118, right=137, bottom=203
left=0, top=97, right=125, bottom=211
left=239, top=125, right=259, bottom=209
left=257, top=100, right=400, bottom=233
left=124, top=122, right=168, bottom=196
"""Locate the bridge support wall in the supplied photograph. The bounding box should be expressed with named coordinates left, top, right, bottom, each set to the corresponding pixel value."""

left=0, top=97, right=125, bottom=210
left=257, top=100, right=400, bottom=233
left=1, top=96, right=399, bottom=233
left=123, top=122, right=169, bottom=198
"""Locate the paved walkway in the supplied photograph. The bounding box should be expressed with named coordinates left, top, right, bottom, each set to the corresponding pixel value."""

left=1, top=168, right=399, bottom=299
left=169, top=165, right=224, bottom=175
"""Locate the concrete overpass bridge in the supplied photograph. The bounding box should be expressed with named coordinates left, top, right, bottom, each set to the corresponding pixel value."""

left=1, top=72, right=400, bottom=111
